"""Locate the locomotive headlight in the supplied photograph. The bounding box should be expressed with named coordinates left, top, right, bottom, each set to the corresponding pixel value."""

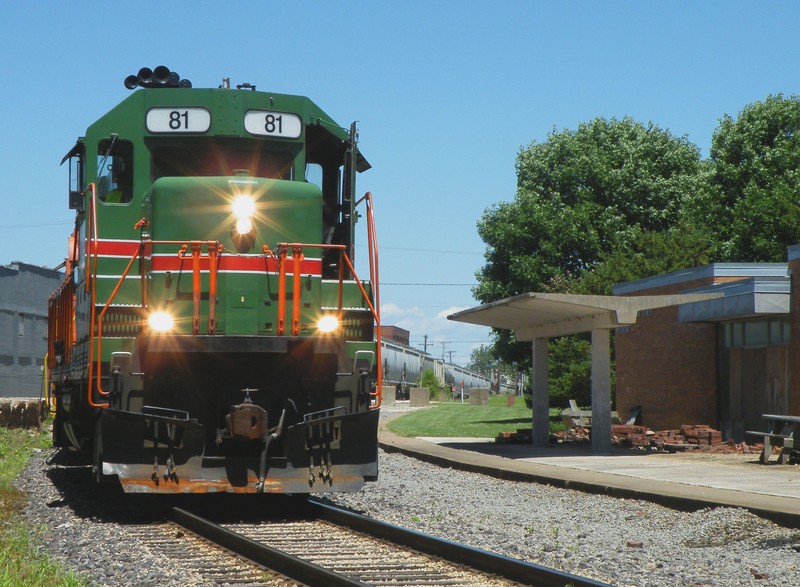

left=231, top=194, right=257, bottom=252
left=148, top=311, right=175, bottom=333
left=231, top=195, right=256, bottom=222
left=234, top=216, right=253, bottom=235
left=317, top=315, right=340, bottom=334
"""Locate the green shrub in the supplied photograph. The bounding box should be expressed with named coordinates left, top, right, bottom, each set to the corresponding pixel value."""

left=420, top=369, right=446, bottom=400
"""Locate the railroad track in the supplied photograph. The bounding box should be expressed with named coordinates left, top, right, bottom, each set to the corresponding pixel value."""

left=165, top=499, right=612, bottom=587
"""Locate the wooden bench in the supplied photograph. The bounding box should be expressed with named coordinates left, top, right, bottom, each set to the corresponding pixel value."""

left=746, top=413, right=800, bottom=464
left=560, top=399, right=621, bottom=429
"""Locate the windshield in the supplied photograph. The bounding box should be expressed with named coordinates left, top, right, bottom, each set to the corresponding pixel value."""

left=151, top=140, right=294, bottom=180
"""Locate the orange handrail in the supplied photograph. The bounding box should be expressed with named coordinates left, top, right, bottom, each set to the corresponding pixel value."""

left=273, top=190, right=382, bottom=409
left=291, top=246, right=303, bottom=336
left=87, top=234, right=222, bottom=409
left=277, top=247, right=287, bottom=335
left=85, top=183, right=108, bottom=408
left=191, top=243, right=202, bottom=335
left=208, top=244, right=220, bottom=334
left=92, top=242, right=143, bottom=400
left=81, top=187, right=380, bottom=411
left=176, top=241, right=223, bottom=336
left=356, top=192, right=382, bottom=406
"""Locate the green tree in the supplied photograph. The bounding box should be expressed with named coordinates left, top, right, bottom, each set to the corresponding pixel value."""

left=420, top=369, right=445, bottom=400
left=476, top=117, right=708, bottom=301
left=548, top=336, right=592, bottom=407
left=708, top=94, right=800, bottom=261
left=466, top=344, right=497, bottom=376
left=466, top=344, right=520, bottom=386
left=475, top=117, right=709, bottom=366
left=578, top=223, right=716, bottom=295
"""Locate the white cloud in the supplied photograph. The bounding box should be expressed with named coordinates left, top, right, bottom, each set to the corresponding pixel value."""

left=435, top=306, right=470, bottom=320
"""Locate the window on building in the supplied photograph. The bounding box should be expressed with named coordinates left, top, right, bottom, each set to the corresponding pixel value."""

left=722, top=318, right=790, bottom=348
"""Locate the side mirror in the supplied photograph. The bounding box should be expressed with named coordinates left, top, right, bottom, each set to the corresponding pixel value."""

left=69, top=190, right=83, bottom=211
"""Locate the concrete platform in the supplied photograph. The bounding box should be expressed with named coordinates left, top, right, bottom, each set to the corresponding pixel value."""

left=378, top=429, right=800, bottom=528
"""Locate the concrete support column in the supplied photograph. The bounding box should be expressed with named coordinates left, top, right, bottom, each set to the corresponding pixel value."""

left=591, top=328, right=612, bottom=454
left=531, top=337, right=550, bottom=447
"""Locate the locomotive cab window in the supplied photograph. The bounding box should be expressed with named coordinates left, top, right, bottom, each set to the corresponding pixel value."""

left=97, top=139, right=134, bottom=204
left=150, top=139, right=294, bottom=180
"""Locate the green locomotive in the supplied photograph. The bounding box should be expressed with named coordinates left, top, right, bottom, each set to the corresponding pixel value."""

left=47, top=66, right=381, bottom=493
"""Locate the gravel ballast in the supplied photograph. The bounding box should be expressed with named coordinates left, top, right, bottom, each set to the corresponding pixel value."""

left=13, top=413, right=800, bottom=587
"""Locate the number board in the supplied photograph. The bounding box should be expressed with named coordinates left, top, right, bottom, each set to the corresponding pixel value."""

left=146, top=108, right=211, bottom=133
left=244, top=110, right=302, bottom=139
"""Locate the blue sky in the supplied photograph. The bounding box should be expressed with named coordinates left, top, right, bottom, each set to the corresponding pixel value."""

left=2, top=2, right=799, bottom=364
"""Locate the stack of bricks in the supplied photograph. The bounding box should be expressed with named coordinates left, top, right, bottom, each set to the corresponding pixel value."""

left=495, top=428, right=532, bottom=444
left=611, top=424, right=651, bottom=447
left=680, top=424, right=722, bottom=447
left=651, top=429, right=687, bottom=449
left=498, top=423, right=752, bottom=453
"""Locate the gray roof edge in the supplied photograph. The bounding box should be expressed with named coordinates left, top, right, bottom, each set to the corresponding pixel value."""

left=612, top=263, right=788, bottom=295
left=679, top=290, right=790, bottom=322
left=681, top=275, right=790, bottom=296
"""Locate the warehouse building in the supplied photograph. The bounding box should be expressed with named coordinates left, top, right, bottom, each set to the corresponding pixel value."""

left=0, top=262, right=62, bottom=398
left=451, top=247, right=800, bottom=451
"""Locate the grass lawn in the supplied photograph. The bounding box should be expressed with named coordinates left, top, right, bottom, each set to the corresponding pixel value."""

left=387, top=395, right=563, bottom=438
left=0, top=425, right=86, bottom=587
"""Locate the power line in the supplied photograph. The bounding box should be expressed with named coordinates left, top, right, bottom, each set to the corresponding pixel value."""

left=1, top=220, right=72, bottom=229
left=382, top=282, right=477, bottom=286
left=358, top=244, right=482, bottom=256
left=410, top=340, right=493, bottom=345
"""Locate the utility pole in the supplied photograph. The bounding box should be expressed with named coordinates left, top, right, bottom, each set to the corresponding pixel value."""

left=420, top=334, right=429, bottom=381
left=446, top=350, right=455, bottom=364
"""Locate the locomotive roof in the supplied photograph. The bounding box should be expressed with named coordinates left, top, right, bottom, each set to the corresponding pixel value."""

left=63, top=86, right=370, bottom=171
left=91, top=87, right=349, bottom=138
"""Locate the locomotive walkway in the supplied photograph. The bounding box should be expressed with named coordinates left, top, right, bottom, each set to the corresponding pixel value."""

left=378, top=412, right=800, bottom=529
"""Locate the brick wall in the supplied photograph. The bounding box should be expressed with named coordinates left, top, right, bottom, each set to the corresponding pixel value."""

left=615, top=275, right=742, bottom=431
left=616, top=305, right=717, bottom=430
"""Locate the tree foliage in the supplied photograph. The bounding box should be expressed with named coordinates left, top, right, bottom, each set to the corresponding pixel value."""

left=474, top=96, right=800, bottom=383
left=475, top=117, right=707, bottom=306
left=708, top=94, right=800, bottom=261
left=466, top=344, right=519, bottom=383
left=475, top=117, right=708, bottom=366
left=420, top=369, right=446, bottom=399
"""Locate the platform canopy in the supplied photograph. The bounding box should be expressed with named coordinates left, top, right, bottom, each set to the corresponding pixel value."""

left=448, top=292, right=721, bottom=340
left=448, top=292, right=721, bottom=453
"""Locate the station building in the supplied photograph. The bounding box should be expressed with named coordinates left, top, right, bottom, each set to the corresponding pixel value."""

left=613, top=249, right=800, bottom=442
left=0, top=262, right=62, bottom=398
left=451, top=246, right=800, bottom=451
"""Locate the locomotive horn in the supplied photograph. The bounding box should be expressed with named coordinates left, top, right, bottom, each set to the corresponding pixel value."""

left=123, top=66, right=192, bottom=90
left=153, top=65, right=171, bottom=86
left=137, top=67, right=154, bottom=86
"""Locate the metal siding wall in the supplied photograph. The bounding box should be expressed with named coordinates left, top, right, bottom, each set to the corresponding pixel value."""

left=0, top=265, right=62, bottom=397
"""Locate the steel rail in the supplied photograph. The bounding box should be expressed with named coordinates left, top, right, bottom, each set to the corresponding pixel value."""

left=170, top=506, right=364, bottom=587
left=172, top=500, right=612, bottom=587
left=309, top=499, right=612, bottom=587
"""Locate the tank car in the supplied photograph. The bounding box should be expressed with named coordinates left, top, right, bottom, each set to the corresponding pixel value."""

left=47, top=67, right=381, bottom=494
